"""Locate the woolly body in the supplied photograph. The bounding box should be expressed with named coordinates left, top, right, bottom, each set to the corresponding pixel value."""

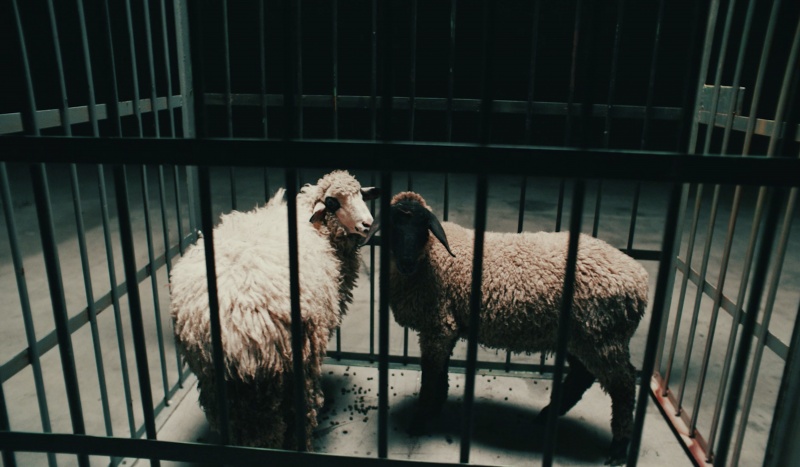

left=386, top=192, right=648, bottom=463
left=170, top=171, right=373, bottom=449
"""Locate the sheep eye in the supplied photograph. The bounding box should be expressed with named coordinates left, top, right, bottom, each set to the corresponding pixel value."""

left=324, top=196, right=341, bottom=212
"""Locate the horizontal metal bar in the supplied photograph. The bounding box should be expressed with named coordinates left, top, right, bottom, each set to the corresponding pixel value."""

left=0, top=431, right=497, bottom=467
left=674, top=258, right=789, bottom=360
left=3, top=137, right=800, bottom=187
left=697, top=111, right=800, bottom=143
left=650, top=373, right=709, bottom=466
left=203, top=92, right=683, bottom=120
left=0, top=96, right=184, bottom=135
left=0, top=235, right=193, bottom=383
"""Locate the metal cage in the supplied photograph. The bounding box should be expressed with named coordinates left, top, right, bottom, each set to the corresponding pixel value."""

left=1, top=1, right=799, bottom=466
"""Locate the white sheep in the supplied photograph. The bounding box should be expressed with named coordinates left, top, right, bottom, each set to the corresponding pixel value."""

left=376, top=191, right=648, bottom=465
left=170, top=170, right=379, bottom=449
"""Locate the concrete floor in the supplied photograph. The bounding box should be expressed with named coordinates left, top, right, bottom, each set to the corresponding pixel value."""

left=1, top=164, right=798, bottom=466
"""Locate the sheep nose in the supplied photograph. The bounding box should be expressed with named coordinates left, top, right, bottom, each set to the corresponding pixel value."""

left=361, top=221, right=372, bottom=232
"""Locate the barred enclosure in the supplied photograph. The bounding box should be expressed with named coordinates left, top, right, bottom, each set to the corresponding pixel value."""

left=1, top=0, right=799, bottom=466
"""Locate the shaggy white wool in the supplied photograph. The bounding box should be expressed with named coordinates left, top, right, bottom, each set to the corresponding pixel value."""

left=170, top=170, right=373, bottom=449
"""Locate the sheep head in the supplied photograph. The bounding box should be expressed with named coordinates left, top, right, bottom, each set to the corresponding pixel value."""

left=308, top=170, right=380, bottom=237
left=373, top=192, right=455, bottom=275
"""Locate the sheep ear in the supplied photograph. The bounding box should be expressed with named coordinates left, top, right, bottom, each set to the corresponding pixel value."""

left=361, top=187, right=381, bottom=200
left=309, top=201, right=327, bottom=223
left=427, top=211, right=455, bottom=257
left=361, top=213, right=381, bottom=247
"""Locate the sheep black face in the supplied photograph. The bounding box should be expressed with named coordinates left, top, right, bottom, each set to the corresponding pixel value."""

left=310, top=187, right=381, bottom=237
left=390, top=201, right=455, bottom=275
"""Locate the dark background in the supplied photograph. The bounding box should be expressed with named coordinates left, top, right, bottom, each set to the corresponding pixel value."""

left=2, top=0, right=799, bottom=155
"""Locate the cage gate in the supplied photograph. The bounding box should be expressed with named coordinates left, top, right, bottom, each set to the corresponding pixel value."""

left=1, top=1, right=799, bottom=466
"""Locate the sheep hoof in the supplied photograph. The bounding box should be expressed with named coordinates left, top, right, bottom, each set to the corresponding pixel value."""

left=604, top=437, right=629, bottom=466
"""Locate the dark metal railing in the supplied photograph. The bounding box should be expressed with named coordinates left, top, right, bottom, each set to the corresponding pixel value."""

left=2, top=1, right=800, bottom=466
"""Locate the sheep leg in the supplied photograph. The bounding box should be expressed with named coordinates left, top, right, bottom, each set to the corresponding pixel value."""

left=409, top=332, right=458, bottom=434
left=535, top=354, right=596, bottom=422
left=595, top=354, right=637, bottom=466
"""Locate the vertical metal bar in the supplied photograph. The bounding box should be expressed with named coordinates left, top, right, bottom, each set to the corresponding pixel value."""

left=173, top=0, right=195, bottom=138
left=461, top=3, right=494, bottom=462
left=714, top=188, right=785, bottom=467
left=0, top=380, right=16, bottom=467
left=626, top=0, right=665, bottom=252
left=101, top=0, right=123, bottom=137
left=676, top=184, right=721, bottom=410
left=259, top=0, right=270, bottom=139
left=11, top=0, right=39, bottom=136
left=445, top=0, right=456, bottom=143
left=592, top=0, right=625, bottom=238
left=261, top=0, right=271, bottom=200
left=442, top=0, right=456, bottom=221
left=687, top=0, right=722, bottom=154
left=542, top=180, right=585, bottom=467
left=563, top=0, right=582, bottom=146
left=766, top=18, right=800, bottom=157
left=377, top=1, right=394, bottom=456
left=639, top=0, right=664, bottom=151
left=113, top=166, right=161, bottom=464
left=675, top=0, right=739, bottom=420
left=187, top=0, right=206, bottom=239
left=731, top=188, right=797, bottom=466
left=742, top=0, right=783, bottom=156
left=45, top=0, right=72, bottom=136
left=143, top=0, right=162, bottom=137
left=408, top=0, right=418, bottom=142
left=627, top=183, right=683, bottom=466
left=557, top=0, right=580, bottom=234
left=158, top=166, right=173, bottom=273
left=524, top=1, right=541, bottom=145
left=518, top=1, right=541, bottom=235
left=9, top=3, right=54, bottom=460
left=691, top=184, right=742, bottom=438
left=764, top=296, right=800, bottom=467
left=720, top=0, right=757, bottom=154
left=603, top=0, right=624, bottom=149
left=97, top=165, right=138, bottom=436
left=125, top=0, right=144, bottom=136
left=459, top=174, right=489, bottom=464
left=173, top=167, right=186, bottom=255
left=76, top=0, right=99, bottom=136
left=196, top=167, right=230, bottom=446
left=702, top=0, right=738, bottom=156
left=69, top=165, right=115, bottom=442
left=706, top=187, right=768, bottom=459
left=371, top=0, right=378, bottom=141
left=654, top=0, right=705, bottom=376
left=220, top=0, right=237, bottom=209
left=377, top=172, right=392, bottom=458
left=1, top=164, right=55, bottom=467
left=222, top=0, right=233, bottom=139
left=169, top=161, right=190, bottom=399
left=140, top=166, right=171, bottom=405
left=653, top=184, right=691, bottom=379
left=31, top=164, right=88, bottom=467
left=369, top=174, right=376, bottom=358
left=730, top=27, right=800, bottom=463
left=674, top=1, right=705, bottom=152
left=331, top=0, right=339, bottom=138
left=283, top=169, right=308, bottom=451
left=283, top=0, right=298, bottom=140
left=159, top=0, right=177, bottom=137
left=662, top=183, right=704, bottom=394
left=296, top=0, right=304, bottom=138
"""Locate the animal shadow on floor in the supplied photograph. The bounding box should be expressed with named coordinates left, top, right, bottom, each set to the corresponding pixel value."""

left=388, top=396, right=610, bottom=463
